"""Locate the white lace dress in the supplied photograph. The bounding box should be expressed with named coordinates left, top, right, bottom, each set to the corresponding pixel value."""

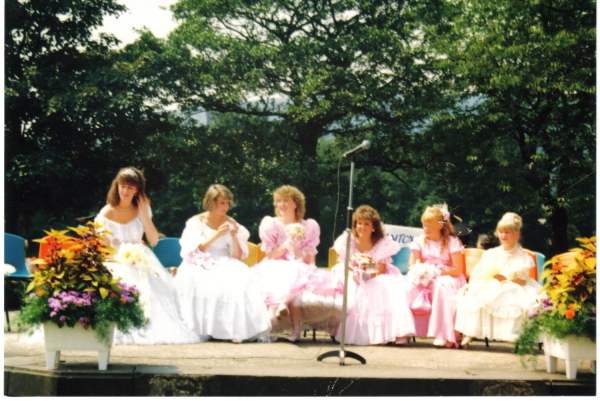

left=174, top=218, right=272, bottom=341
left=94, top=210, right=203, bottom=345
left=455, top=245, right=542, bottom=342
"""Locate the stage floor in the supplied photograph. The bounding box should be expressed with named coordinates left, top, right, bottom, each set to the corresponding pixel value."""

left=4, top=327, right=596, bottom=396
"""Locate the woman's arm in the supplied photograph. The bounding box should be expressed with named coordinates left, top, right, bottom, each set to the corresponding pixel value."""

left=409, top=250, right=421, bottom=266
left=137, top=195, right=159, bottom=247
left=197, top=223, right=229, bottom=252
left=229, top=221, right=242, bottom=260
left=369, top=262, right=387, bottom=278
left=440, top=252, right=464, bottom=277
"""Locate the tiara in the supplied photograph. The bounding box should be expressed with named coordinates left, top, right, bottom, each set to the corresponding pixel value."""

left=121, top=168, right=137, bottom=178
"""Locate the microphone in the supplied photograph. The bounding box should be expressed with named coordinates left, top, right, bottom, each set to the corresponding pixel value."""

left=343, top=140, right=371, bottom=158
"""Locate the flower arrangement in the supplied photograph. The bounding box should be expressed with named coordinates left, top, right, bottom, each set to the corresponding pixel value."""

left=115, top=243, right=161, bottom=277
left=17, top=223, right=147, bottom=345
left=285, top=223, right=305, bottom=242
left=516, top=237, right=596, bottom=359
left=349, top=252, right=378, bottom=284
left=184, top=249, right=217, bottom=270
left=407, top=262, right=440, bottom=288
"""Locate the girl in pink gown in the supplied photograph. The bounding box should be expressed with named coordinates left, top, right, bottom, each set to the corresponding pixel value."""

left=406, top=206, right=465, bottom=348
left=249, top=185, right=343, bottom=342
left=330, top=206, right=416, bottom=345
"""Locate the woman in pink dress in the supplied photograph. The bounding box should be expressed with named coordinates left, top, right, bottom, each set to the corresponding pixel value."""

left=330, top=206, right=416, bottom=345
left=250, top=185, right=342, bottom=342
left=406, top=206, right=465, bottom=348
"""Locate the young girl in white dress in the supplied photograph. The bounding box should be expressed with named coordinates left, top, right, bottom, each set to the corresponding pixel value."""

left=405, top=206, right=465, bottom=348
left=250, top=185, right=343, bottom=342
left=95, top=167, right=201, bottom=345
left=175, top=185, right=272, bottom=343
left=456, top=213, right=542, bottom=346
left=330, top=206, right=416, bottom=345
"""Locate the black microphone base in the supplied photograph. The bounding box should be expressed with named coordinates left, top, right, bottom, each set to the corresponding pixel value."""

left=317, top=350, right=367, bottom=365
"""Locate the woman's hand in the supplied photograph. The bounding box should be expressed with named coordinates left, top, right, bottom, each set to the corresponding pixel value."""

left=216, top=223, right=230, bottom=238
left=137, top=194, right=150, bottom=216
left=228, top=221, right=239, bottom=237
left=493, top=274, right=507, bottom=282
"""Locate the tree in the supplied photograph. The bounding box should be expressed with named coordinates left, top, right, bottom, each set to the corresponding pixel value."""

left=151, top=0, right=454, bottom=222
left=436, top=0, right=596, bottom=253
left=5, top=0, right=175, bottom=237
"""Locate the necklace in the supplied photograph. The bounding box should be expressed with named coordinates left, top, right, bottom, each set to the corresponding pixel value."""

left=503, top=244, right=517, bottom=253
left=117, top=203, right=132, bottom=211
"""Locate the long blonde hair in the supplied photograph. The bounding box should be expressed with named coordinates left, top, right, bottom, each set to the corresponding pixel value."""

left=421, top=206, right=458, bottom=252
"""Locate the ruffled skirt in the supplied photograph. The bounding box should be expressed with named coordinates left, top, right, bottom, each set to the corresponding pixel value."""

left=175, top=256, right=272, bottom=341
left=249, top=259, right=343, bottom=333
left=330, top=264, right=415, bottom=345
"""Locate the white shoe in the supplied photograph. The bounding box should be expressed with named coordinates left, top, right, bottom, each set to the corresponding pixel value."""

left=257, top=336, right=278, bottom=343
left=433, top=338, right=446, bottom=347
left=232, top=339, right=243, bottom=344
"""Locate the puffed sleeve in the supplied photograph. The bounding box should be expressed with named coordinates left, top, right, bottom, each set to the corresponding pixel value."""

left=300, top=219, right=320, bottom=255
left=333, top=231, right=350, bottom=263
left=94, top=214, right=107, bottom=225
left=448, top=235, right=465, bottom=254
left=409, top=235, right=424, bottom=253
left=236, top=224, right=251, bottom=260
left=179, top=218, right=208, bottom=258
left=511, top=249, right=535, bottom=280
left=259, top=216, right=281, bottom=254
left=371, top=236, right=401, bottom=264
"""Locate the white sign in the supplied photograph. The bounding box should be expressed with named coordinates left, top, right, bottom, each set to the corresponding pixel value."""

left=383, top=224, right=423, bottom=248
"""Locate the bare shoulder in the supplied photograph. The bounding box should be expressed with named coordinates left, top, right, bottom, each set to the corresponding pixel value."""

left=98, top=204, right=114, bottom=218
left=226, top=216, right=238, bottom=224
left=195, top=212, right=208, bottom=223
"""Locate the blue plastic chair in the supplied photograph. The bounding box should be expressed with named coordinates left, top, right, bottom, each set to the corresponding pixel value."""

left=391, top=247, right=411, bottom=274
left=4, top=233, right=30, bottom=279
left=152, top=238, right=183, bottom=268
left=534, top=251, right=546, bottom=284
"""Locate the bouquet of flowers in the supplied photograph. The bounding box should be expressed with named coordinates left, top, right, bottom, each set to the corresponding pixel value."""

left=285, top=223, right=305, bottom=242
left=184, top=249, right=217, bottom=270
left=516, top=237, right=596, bottom=360
left=407, top=262, right=440, bottom=288
left=349, top=252, right=378, bottom=284
left=17, top=224, right=148, bottom=345
left=115, top=243, right=161, bottom=277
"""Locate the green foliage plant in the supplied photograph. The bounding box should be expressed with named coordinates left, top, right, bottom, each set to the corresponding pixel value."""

left=18, top=223, right=147, bottom=345
left=516, top=238, right=596, bottom=363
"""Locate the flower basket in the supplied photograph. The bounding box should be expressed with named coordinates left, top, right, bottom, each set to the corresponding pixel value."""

left=16, top=224, right=147, bottom=370
left=542, top=333, right=596, bottom=379
left=44, top=322, right=115, bottom=370
left=516, top=237, right=596, bottom=372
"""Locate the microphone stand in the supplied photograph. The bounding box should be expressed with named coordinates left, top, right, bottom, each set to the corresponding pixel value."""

left=317, top=154, right=366, bottom=366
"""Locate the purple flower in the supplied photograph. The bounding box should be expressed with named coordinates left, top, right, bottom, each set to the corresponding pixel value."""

left=528, top=310, right=539, bottom=319
left=59, top=316, right=66, bottom=322
left=125, top=296, right=135, bottom=303
left=50, top=311, right=57, bottom=318
left=78, top=317, right=90, bottom=329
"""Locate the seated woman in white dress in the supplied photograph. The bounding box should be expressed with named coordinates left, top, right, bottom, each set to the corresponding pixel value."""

left=95, top=167, right=201, bottom=345
left=456, top=213, right=542, bottom=346
left=175, top=184, right=272, bottom=343
left=330, top=206, right=416, bottom=345
left=250, top=185, right=343, bottom=342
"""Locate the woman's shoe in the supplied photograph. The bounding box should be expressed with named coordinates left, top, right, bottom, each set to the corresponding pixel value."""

left=395, top=337, right=408, bottom=345
left=433, top=338, right=446, bottom=347
left=461, top=336, right=473, bottom=347
left=286, top=335, right=299, bottom=343
left=276, top=304, right=290, bottom=320
left=232, top=339, right=243, bottom=344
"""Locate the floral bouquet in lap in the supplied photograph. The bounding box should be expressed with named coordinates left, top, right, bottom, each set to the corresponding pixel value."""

left=184, top=249, right=217, bottom=270
left=349, top=252, right=378, bottom=284
left=17, top=224, right=147, bottom=345
left=407, top=262, right=441, bottom=314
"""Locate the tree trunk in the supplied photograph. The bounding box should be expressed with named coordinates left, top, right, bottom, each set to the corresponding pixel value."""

left=549, top=205, right=569, bottom=255
left=296, top=124, right=322, bottom=222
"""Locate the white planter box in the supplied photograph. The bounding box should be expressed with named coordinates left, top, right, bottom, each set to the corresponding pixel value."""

left=543, top=333, right=596, bottom=379
left=43, top=322, right=115, bottom=370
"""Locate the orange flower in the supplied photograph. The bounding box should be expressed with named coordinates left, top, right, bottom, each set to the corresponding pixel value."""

left=568, top=304, right=576, bottom=310
left=565, top=310, right=576, bottom=319
left=36, top=287, right=47, bottom=296
left=119, top=298, right=127, bottom=304
left=110, top=293, right=118, bottom=298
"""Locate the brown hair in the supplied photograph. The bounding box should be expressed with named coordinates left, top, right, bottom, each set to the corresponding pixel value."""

left=421, top=206, right=458, bottom=252
left=106, top=167, right=146, bottom=207
left=352, top=205, right=385, bottom=244
left=273, top=185, right=305, bottom=221
left=202, top=184, right=234, bottom=211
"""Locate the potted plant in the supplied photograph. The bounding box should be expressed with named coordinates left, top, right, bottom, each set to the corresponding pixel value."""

left=17, top=223, right=147, bottom=370
left=516, top=237, right=596, bottom=379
